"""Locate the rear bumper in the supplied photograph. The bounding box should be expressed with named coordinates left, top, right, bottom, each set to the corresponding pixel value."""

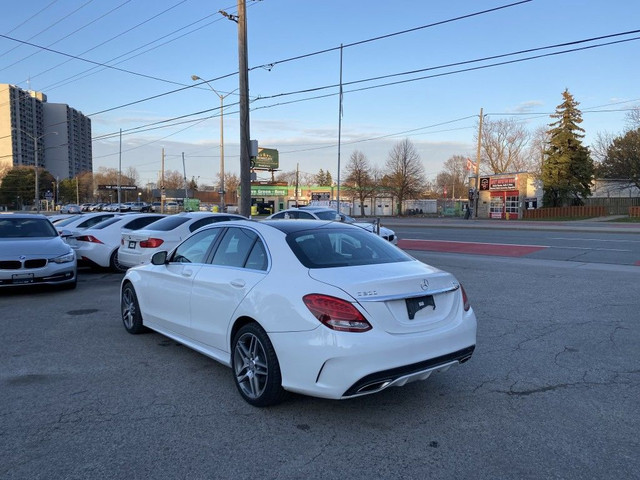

left=343, top=345, right=474, bottom=397
left=270, top=309, right=477, bottom=400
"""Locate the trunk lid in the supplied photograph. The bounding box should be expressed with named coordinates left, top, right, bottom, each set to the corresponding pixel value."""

left=308, top=260, right=462, bottom=334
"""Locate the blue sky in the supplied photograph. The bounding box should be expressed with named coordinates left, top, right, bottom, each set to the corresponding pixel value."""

left=1, top=0, right=638, bottom=186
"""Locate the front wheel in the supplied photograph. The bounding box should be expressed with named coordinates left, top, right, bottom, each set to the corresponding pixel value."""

left=232, top=323, right=287, bottom=407
left=121, top=283, right=145, bottom=334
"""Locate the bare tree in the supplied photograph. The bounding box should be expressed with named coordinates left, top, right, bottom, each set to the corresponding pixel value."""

left=342, top=150, right=379, bottom=216
left=590, top=131, right=616, bottom=164
left=163, top=170, right=186, bottom=190
left=626, top=105, right=640, bottom=129
left=275, top=170, right=314, bottom=187
left=124, top=166, right=140, bottom=187
left=383, top=139, right=425, bottom=215
left=435, top=155, right=469, bottom=198
left=479, top=118, right=530, bottom=174
left=524, top=126, right=550, bottom=179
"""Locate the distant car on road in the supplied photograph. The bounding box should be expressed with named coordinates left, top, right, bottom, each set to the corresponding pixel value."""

left=0, top=214, right=77, bottom=289
left=128, top=202, right=151, bottom=212
left=60, top=204, right=82, bottom=214
left=266, top=207, right=398, bottom=244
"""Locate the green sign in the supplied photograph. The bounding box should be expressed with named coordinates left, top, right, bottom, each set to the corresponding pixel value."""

left=251, top=185, right=288, bottom=196
left=253, top=148, right=279, bottom=170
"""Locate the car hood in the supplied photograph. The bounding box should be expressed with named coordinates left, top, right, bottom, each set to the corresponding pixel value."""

left=0, top=237, right=71, bottom=258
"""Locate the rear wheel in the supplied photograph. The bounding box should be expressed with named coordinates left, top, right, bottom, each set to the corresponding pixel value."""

left=121, top=283, right=145, bottom=334
left=110, top=249, right=126, bottom=273
left=231, top=323, right=287, bottom=407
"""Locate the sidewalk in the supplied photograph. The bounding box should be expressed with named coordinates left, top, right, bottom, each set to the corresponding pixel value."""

left=373, top=215, right=640, bottom=234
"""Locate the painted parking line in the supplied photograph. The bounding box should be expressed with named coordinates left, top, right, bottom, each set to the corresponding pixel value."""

left=398, top=239, right=548, bottom=257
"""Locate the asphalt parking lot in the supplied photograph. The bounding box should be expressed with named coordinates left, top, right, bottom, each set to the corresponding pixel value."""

left=1, top=246, right=638, bottom=479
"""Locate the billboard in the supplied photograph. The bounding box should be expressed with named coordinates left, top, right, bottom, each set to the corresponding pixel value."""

left=253, top=148, right=279, bottom=170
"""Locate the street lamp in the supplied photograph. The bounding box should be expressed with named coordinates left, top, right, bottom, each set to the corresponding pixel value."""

left=14, top=129, right=57, bottom=213
left=191, top=75, right=237, bottom=213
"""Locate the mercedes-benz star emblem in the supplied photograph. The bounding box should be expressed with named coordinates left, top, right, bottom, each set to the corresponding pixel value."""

left=420, top=279, right=429, bottom=291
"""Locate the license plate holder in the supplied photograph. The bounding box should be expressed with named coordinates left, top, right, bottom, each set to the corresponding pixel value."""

left=406, top=295, right=435, bottom=320
left=12, top=273, right=34, bottom=284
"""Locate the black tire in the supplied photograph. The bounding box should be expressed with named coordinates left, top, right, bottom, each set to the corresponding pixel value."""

left=121, top=282, right=145, bottom=334
left=231, top=323, right=287, bottom=407
left=110, top=249, right=127, bottom=273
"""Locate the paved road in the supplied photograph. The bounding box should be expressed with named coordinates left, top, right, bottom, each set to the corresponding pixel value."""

left=380, top=217, right=640, bottom=266
left=1, top=222, right=638, bottom=479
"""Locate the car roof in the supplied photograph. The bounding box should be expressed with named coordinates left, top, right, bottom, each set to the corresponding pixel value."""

left=0, top=213, right=48, bottom=220
left=282, top=206, right=335, bottom=213
left=261, top=219, right=357, bottom=235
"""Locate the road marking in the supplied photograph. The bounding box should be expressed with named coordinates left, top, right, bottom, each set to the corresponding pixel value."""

left=550, top=237, right=640, bottom=244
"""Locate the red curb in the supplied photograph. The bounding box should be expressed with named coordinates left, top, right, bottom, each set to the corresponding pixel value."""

left=398, top=239, right=548, bottom=257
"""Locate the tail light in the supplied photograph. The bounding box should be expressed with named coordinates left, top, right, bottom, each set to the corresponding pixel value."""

left=460, top=284, right=470, bottom=312
left=303, top=294, right=372, bottom=332
left=140, top=238, right=164, bottom=248
left=75, top=235, right=103, bottom=244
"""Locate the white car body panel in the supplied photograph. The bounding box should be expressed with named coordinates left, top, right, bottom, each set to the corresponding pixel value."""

left=118, top=212, right=244, bottom=268
left=121, top=220, right=476, bottom=401
left=72, top=214, right=165, bottom=268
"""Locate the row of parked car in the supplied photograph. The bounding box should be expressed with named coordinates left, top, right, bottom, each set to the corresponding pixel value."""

left=1, top=207, right=399, bottom=289
left=67, top=202, right=154, bottom=213
left=1, top=208, right=478, bottom=408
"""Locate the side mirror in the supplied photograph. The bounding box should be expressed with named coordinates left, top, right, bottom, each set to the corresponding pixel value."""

left=151, top=251, right=168, bottom=265
left=59, top=229, right=73, bottom=238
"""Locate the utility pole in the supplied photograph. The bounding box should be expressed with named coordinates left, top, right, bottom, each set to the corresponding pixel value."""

left=474, top=108, right=483, bottom=218
left=237, top=0, right=251, bottom=217
left=182, top=152, right=188, bottom=199
left=161, top=148, right=165, bottom=214
left=117, top=129, right=123, bottom=211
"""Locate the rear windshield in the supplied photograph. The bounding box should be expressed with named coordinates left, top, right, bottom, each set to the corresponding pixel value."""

left=0, top=218, right=58, bottom=238
left=143, top=215, right=190, bottom=231
left=286, top=227, right=411, bottom=268
left=92, top=217, right=121, bottom=229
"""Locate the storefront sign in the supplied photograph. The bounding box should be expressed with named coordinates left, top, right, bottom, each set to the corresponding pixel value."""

left=251, top=185, right=288, bottom=196
left=489, top=177, right=517, bottom=190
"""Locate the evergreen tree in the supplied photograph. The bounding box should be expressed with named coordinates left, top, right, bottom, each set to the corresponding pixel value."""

left=542, top=89, right=594, bottom=206
left=597, top=128, right=640, bottom=190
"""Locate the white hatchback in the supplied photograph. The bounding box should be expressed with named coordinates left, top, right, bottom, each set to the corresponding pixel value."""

left=117, top=212, right=245, bottom=268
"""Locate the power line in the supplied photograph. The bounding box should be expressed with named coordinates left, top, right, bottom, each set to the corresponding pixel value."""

left=89, top=30, right=640, bottom=142
left=0, top=0, right=95, bottom=59
left=0, top=1, right=133, bottom=74
left=83, top=0, right=533, bottom=117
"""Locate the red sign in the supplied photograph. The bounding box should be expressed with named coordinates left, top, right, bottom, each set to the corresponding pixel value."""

left=489, top=177, right=517, bottom=190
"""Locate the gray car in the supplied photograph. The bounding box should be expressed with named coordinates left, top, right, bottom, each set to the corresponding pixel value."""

left=0, top=214, right=77, bottom=289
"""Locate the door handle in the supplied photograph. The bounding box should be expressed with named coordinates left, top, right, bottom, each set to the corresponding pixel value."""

left=181, top=269, right=193, bottom=277
left=230, top=279, right=246, bottom=288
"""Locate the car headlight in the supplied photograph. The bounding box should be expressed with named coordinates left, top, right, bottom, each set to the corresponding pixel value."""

left=50, top=250, right=75, bottom=264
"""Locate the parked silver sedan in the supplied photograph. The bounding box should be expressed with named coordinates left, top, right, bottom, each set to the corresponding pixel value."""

left=0, top=214, right=77, bottom=289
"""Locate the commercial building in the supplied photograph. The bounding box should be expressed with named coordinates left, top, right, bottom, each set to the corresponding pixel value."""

left=0, top=84, right=92, bottom=179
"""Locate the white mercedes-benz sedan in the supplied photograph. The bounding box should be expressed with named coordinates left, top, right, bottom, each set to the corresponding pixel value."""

left=120, top=219, right=476, bottom=407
